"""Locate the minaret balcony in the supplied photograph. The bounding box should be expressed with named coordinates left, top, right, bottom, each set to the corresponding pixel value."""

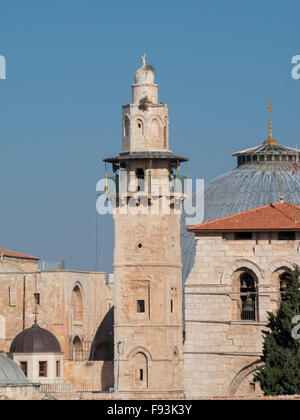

left=105, top=174, right=188, bottom=199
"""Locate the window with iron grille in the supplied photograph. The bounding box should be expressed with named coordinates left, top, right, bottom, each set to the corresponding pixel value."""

left=240, top=273, right=256, bottom=321
left=39, top=361, right=47, bottom=377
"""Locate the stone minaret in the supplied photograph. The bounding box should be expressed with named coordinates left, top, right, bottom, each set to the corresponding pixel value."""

left=104, top=56, right=188, bottom=399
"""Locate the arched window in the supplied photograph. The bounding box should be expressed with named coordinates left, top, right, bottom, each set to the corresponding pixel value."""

left=150, top=118, right=160, bottom=137
left=73, top=336, right=84, bottom=361
left=150, top=118, right=161, bottom=148
left=135, top=119, right=144, bottom=136
left=232, top=269, right=258, bottom=321
left=72, top=285, right=84, bottom=324
left=240, top=273, right=256, bottom=320
left=270, top=268, right=292, bottom=311
left=133, top=352, right=148, bottom=388
left=279, top=272, right=290, bottom=299
left=123, top=116, right=130, bottom=137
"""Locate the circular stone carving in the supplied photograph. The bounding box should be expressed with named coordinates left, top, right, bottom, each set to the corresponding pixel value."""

left=133, top=224, right=146, bottom=238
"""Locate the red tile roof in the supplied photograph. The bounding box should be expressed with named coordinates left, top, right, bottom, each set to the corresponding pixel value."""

left=187, top=202, right=300, bottom=233
left=0, top=248, right=39, bottom=260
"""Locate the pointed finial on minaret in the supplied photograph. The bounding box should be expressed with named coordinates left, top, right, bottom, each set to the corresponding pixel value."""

left=141, top=53, right=146, bottom=68
left=263, top=99, right=278, bottom=145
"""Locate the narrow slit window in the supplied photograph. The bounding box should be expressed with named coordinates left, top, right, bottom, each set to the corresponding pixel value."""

left=34, top=293, right=40, bottom=305
left=140, top=369, right=143, bottom=381
left=137, top=300, right=145, bottom=313
left=56, top=361, right=61, bottom=378
left=171, top=300, right=174, bottom=313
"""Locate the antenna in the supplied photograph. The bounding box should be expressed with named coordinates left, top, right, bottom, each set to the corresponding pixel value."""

left=279, top=169, right=284, bottom=202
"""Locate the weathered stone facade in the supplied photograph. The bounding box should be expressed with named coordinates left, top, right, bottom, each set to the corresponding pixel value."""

left=106, top=57, right=187, bottom=399
left=0, top=254, right=114, bottom=392
left=184, top=231, right=299, bottom=397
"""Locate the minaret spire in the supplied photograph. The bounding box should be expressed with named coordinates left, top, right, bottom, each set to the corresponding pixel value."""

left=263, top=99, right=278, bottom=145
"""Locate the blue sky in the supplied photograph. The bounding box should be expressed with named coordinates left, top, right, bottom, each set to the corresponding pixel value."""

left=0, top=0, right=300, bottom=272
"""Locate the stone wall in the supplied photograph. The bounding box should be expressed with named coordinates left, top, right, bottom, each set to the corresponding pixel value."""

left=184, top=231, right=300, bottom=397
left=0, top=257, right=114, bottom=392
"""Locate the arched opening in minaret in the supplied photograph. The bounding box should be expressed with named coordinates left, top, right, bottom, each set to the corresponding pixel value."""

left=135, top=119, right=144, bottom=136
left=123, top=116, right=130, bottom=137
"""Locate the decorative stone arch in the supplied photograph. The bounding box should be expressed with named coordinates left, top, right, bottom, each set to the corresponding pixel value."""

left=149, top=117, right=161, bottom=149
left=225, top=260, right=262, bottom=321
left=122, top=115, right=130, bottom=137
left=134, top=116, right=146, bottom=136
left=72, top=335, right=84, bottom=361
left=127, top=347, right=152, bottom=389
left=150, top=117, right=161, bottom=134
left=0, top=315, right=5, bottom=340
left=127, top=346, right=153, bottom=363
left=71, top=282, right=85, bottom=325
left=222, top=259, right=263, bottom=286
left=265, top=259, right=296, bottom=312
left=265, top=259, right=296, bottom=281
left=225, top=360, right=263, bottom=397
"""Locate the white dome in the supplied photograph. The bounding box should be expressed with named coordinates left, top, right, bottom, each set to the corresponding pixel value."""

left=134, top=66, right=155, bottom=85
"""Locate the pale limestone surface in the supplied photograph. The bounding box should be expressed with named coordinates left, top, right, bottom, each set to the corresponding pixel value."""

left=0, top=256, right=114, bottom=393
left=112, top=60, right=185, bottom=399
left=184, top=231, right=300, bottom=397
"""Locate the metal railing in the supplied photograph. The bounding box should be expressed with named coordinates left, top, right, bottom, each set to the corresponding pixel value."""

left=39, top=261, right=65, bottom=271
left=237, top=296, right=257, bottom=321
left=39, top=380, right=77, bottom=394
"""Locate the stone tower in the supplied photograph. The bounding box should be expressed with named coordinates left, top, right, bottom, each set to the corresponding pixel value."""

left=104, top=56, right=188, bottom=399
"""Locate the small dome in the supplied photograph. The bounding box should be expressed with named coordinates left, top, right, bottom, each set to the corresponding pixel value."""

left=134, top=66, right=155, bottom=84
left=0, top=354, right=28, bottom=385
left=10, top=324, right=61, bottom=354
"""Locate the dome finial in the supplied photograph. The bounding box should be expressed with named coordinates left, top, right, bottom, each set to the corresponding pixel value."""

left=263, top=99, right=278, bottom=145
left=141, top=53, right=146, bottom=68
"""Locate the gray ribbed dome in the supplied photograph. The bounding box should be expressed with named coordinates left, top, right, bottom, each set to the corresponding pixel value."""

left=181, top=142, right=300, bottom=283
left=0, top=354, right=28, bottom=385
left=10, top=324, right=61, bottom=354
left=204, top=161, right=300, bottom=222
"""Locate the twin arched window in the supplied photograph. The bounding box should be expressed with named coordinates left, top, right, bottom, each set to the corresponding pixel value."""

left=232, top=266, right=293, bottom=321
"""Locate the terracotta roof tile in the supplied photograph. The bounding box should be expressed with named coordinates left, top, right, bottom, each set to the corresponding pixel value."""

left=0, top=248, right=39, bottom=261
left=187, top=202, right=300, bottom=232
